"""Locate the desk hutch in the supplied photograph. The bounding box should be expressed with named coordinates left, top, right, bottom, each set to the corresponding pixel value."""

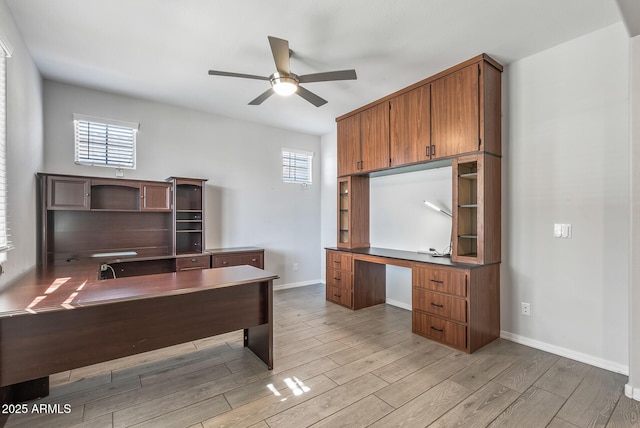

left=327, top=54, right=502, bottom=353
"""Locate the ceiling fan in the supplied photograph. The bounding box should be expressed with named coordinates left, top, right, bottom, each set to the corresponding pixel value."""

left=208, top=36, right=357, bottom=107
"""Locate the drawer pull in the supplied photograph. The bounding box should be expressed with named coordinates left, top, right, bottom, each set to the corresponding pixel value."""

left=333, top=293, right=341, bottom=298
left=251, top=258, right=257, bottom=262
left=334, top=261, right=341, bottom=265
left=222, top=261, right=228, bottom=265
left=333, top=277, right=341, bottom=281
left=191, top=258, right=197, bottom=262
left=430, top=302, right=444, bottom=308
left=430, top=326, right=444, bottom=333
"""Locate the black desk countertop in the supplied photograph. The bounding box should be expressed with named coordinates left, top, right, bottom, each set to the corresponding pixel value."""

left=326, top=247, right=496, bottom=269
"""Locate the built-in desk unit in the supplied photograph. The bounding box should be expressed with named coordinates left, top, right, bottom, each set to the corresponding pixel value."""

left=329, top=54, right=502, bottom=353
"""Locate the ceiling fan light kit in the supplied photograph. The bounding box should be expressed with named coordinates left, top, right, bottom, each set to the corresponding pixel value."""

left=271, top=72, right=298, bottom=96
left=208, top=36, right=356, bottom=107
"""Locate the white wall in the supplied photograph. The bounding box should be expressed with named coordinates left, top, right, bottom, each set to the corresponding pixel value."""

left=502, top=23, right=630, bottom=372
left=42, top=81, right=321, bottom=287
left=628, top=34, right=640, bottom=399
left=320, top=129, right=338, bottom=283
left=0, top=3, right=44, bottom=291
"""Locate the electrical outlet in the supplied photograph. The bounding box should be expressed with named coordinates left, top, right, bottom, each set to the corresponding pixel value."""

left=293, top=263, right=299, bottom=272
left=521, top=302, right=531, bottom=316
left=100, top=264, right=108, bottom=272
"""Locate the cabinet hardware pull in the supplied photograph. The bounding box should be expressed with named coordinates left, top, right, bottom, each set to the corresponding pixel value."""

left=431, top=145, right=436, bottom=157
left=333, top=277, right=341, bottom=281
left=426, top=146, right=430, bottom=157
left=191, top=258, right=197, bottom=262
left=334, top=294, right=341, bottom=298
left=430, top=279, right=444, bottom=284
left=334, top=261, right=341, bottom=264
left=222, top=261, right=228, bottom=265
left=251, top=258, right=256, bottom=262
left=430, top=326, right=444, bottom=332
left=430, top=303, right=444, bottom=308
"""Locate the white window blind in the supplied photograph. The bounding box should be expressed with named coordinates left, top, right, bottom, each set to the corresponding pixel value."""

left=0, top=41, right=12, bottom=253
left=282, top=148, right=313, bottom=184
left=74, top=114, right=138, bottom=169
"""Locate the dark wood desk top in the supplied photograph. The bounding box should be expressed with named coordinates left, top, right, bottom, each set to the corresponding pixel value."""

left=0, top=262, right=277, bottom=318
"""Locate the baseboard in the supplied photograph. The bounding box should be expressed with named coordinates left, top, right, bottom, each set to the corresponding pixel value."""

left=274, top=280, right=322, bottom=291
left=625, top=383, right=640, bottom=401
left=500, top=331, right=629, bottom=375
left=385, top=298, right=412, bottom=311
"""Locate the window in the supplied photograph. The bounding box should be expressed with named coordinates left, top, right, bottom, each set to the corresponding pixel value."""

left=0, top=40, right=12, bottom=254
left=282, top=148, right=313, bottom=184
left=74, top=114, right=138, bottom=169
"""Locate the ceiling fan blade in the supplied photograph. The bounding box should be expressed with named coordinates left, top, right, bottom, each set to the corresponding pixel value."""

left=296, top=86, right=327, bottom=107
left=268, top=36, right=291, bottom=75
left=208, top=70, right=270, bottom=81
left=249, top=88, right=275, bottom=105
left=298, top=69, right=357, bottom=84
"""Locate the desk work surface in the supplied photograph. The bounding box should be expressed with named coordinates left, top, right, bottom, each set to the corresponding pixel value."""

left=326, top=246, right=493, bottom=268
left=0, top=261, right=278, bottom=317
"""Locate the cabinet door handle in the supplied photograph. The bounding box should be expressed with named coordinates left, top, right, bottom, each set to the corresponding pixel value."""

left=430, top=302, right=444, bottom=308
left=426, top=146, right=430, bottom=157
left=333, top=293, right=341, bottom=298
left=430, top=279, right=444, bottom=284
left=430, top=326, right=444, bottom=333
left=333, top=277, right=341, bottom=281
left=431, top=145, right=436, bottom=157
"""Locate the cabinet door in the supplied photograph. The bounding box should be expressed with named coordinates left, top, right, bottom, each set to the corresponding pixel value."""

left=337, top=114, right=361, bottom=176
left=360, top=102, right=390, bottom=173
left=431, top=64, right=480, bottom=158
left=390, top=85, right=431, bottom=167
left=47, top=176, right=91, bottom=210
left=141, top=182, right=172, bottom=212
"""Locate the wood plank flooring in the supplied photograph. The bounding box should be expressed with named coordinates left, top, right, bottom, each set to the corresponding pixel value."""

left=3, top=283, right=638, bottom=428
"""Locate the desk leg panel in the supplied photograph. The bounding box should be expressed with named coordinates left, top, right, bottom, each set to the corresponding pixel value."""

left=244, top=281, right=273, bottom=369
left=0, top=281, right=270, bottom=388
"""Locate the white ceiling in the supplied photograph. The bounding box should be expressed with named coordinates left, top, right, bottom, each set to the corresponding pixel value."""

left=5, top=0, right=624, bottom=136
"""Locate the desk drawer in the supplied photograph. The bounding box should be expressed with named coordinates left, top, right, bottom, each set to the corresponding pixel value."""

left=413, top=311, right=466, bottom=350
left=327, top=250, right=352, bottom=271
left=176, top=255, right=210, bottom=271
left=326, top=285, right=352, bottom=308
left=212, top=252, right=263, bottom=269
left=413, top=289, right=466, bottom=323
left=413, top=266, right=467, bottom=297
left=326, top=268, right=352, bottom=290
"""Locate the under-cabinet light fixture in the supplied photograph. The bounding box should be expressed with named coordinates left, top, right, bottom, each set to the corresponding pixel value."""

left=423, top=200, right=452, bottom=218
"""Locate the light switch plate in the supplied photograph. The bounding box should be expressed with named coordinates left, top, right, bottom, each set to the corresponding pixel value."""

left=554, top=223, right=572, bottom=238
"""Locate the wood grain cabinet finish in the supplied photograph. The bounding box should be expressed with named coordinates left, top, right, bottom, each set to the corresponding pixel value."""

left=412, top=263, right=499, bottom=353
left=337, top=175, right=370, bottom=249
left=336, top=103, right=390, bottom=176
left=176, top=255, right=211, bottom=271
left=170, top=177, right=207, bottom=255
left=389, top=84, right=432, bottom=166
left=141, top=182, right=172, bottom=212
left=452, top=153, right=500, bottom=265
left=431, top=61, right=502, bottom=158
left=211, top=250, right=264, bottom=269
left=325, top=250, right=353, bottom=309
left=46, top=176, right=91, bottom=210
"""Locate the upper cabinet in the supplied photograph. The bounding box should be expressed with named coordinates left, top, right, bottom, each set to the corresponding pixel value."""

left=337, top=103, right=390, bottom=176
left=431, top=64, right=480, bottom=159
left=337, top=54, right=502, bottom=175
left=389, top=84, right=431, bottom=166
left=47, top=176, right=91, bottom=210
left=141, top=182, right=172, bottom=212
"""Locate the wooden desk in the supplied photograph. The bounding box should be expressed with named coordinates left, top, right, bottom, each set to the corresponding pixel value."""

left=326, top=247, right=500, bottom=353
left=0, top=263, right=277, bottom=403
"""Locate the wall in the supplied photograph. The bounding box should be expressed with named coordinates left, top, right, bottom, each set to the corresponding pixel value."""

left=628, top=34, right=640, bottom=399
left=502, top=23, right=630, bottom=372
left=0, top=3, right=44, bottom=291
left=42, top=81, right=321, bottom=288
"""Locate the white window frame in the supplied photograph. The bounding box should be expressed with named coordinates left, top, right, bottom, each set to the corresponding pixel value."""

left=74, top=114, right=138, bottom=169
left=0, top=39, right=12, bottom=256
left=282, top=147, right=313, bottom=185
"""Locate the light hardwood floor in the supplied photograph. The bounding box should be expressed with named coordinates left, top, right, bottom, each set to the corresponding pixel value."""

left=3, top=283, right=639, bottom=428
